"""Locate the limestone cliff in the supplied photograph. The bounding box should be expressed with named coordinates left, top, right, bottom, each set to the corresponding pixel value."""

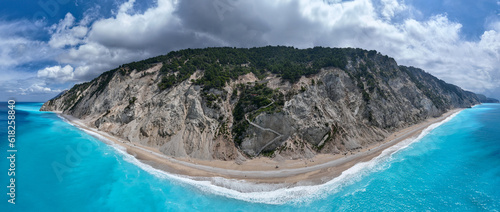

left=40, top=47, right=480, bottom=160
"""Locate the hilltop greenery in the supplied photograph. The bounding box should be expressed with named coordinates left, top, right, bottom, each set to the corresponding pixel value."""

left=109, top=46, right=402, bottom=93
left=119, top=46, right=360, bottom=91
left=61, top=46, right=394, bottom=115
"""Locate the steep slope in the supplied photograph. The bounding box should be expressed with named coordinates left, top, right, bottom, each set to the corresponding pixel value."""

left=41, top=46, right=480, bottom=160
left=476, top=94, right=500, bottom=103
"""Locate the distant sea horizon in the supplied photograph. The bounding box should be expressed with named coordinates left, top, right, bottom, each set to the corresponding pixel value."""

left=1, top=102, right=499, bottom=211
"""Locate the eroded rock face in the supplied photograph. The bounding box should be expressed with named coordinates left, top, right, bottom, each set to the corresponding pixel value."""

left=41, top=52, right=479, bottom=160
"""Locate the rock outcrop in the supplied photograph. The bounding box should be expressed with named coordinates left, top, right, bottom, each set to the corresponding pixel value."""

left=41, top=46, right=480, bottom=160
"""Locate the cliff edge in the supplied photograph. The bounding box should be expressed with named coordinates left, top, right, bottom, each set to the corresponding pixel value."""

left=41, top=46, right=479, bottom=160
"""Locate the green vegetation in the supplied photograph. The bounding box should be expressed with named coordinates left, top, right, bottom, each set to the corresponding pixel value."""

left=339, top=49, right=398, bottom=103
left=201, top=92, right=224, bottom=109
left=153, top=46, right=353, bottom=91
left=121, top=55, right=169, bottom=72
left=65, top=68, right=116, bottom=111
left=89, top=69, right=116, bottom=97
left=63, top=81, right=91, bottom=110
left=53, top=45, right=478, bottom=155
left=62, top=46, right=397, bottom=106
left=231, top=83, right=285, bottom=145
left=129, top=97, right=137, bottom=105
left=400, top=66, right=446, bottom=109
left=314, top=124, right=339, bottom=151
left=82, top=46, right=396, bottom=95
left=233, top=83, right=284, bottom=121
left=261, top=150, right=275, bottom=157
left=216, top=121, right=230, bottom=139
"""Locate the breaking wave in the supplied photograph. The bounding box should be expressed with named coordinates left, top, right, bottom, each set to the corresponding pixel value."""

left=61, top=111, right=462, bottom=205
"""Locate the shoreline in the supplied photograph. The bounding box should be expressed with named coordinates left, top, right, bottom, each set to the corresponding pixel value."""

left=57, top=109, right=463, bottom=189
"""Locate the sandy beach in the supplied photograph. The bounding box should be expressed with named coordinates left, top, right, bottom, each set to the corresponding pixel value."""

left=58, top=108, right=463, bottom=187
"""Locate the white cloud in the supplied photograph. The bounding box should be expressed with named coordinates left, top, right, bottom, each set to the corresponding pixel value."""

left=391, top=16, right=500, bottom=93
left=32, top=0, right=500, bottom=99
left=0, top=20, right=58, bottom=67
left=20, top=83, right=62, bottom=95
left=380, top=0, right=407, bottom=19
left=50, top=0, right=196, bottom=80
left=117, top=0, right=136, bottom=14
left=48, top=13, right=88, bottom=48
left=37, top=65, right=75, bottom=82
left=88, top=0, right=178, bottom=50
left=0, top=71, right=69, bottom=101
left=74, top=65, right=91, bottom=78
left=0, top=20, right=66, bottom=101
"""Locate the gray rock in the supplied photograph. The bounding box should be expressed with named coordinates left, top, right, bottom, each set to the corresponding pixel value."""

left=41, top=52, right=480, bottom=161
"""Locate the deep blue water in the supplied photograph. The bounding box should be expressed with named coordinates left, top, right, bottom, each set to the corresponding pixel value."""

left=0, top=103, right=499, bottom=211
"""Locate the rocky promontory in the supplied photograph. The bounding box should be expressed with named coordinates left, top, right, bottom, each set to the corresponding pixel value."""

left=41, top=46, right=481, bottom=160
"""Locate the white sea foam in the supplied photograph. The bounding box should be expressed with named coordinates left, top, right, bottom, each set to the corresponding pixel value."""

left=57, top=114, right=75, bottom=126
left=57, top=110, right=462, bottom=205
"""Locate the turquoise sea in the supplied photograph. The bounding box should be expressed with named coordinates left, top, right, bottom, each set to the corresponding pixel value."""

left=0, top=102, right=499, bottom=211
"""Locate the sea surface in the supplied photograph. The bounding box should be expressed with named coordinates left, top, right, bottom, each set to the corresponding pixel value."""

left=0, top=102, right=499, bottom=211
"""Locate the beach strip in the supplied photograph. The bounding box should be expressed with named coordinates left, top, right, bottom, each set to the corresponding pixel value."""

left=58, top=108, right=463, bottom=186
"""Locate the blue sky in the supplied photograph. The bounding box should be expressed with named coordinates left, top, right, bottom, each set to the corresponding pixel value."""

left=408, top=0, right=499, bottom=39
left=0, top=0, right=499, bottom=102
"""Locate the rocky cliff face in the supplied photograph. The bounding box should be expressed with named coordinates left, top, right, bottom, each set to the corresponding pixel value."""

left=41, top=47, right=480, bottom=160
left=476, top=94, right=500, bottom=103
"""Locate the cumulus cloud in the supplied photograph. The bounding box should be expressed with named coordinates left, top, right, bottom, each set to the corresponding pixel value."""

left=391, top=16, right=500, bottom=93
left=29, top=0, right=500, bottom=99
left=48, top=13, right=88, bottom=48
left=88, top=0, right=179, bottom=50
left=0, top=19, right=67, bottom=100
left=0, top=20, right=58, bottom=67
left=380, top=0, right=407, bottom=19
left=37, top=65, right=75, bottom=82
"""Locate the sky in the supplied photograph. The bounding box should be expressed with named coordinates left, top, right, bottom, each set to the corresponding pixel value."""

left=0, top=0, right=499, bottom=102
